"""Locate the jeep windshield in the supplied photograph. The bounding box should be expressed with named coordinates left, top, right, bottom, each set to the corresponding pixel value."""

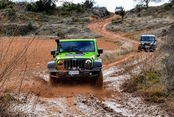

left=140, top=36, right=155, bottom=42
left=59, top=41, right=95, bottom=53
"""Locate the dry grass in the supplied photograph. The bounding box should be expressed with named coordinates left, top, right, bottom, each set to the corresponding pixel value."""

left=121, top=70, right=165, bottom=103
left=0, top=36, right=36, bottom=115
left=121, top=53, right=167, bottom=103
left=101, top=41, right=134, bottom=64
left=122, top=31, right=143, bottom=41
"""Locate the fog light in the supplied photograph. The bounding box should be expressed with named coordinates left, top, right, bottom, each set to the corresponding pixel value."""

left=58, top=60, right=63, bottom=65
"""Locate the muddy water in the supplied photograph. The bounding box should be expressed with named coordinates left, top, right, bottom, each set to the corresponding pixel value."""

left=13, top=58, right=168, bottom=117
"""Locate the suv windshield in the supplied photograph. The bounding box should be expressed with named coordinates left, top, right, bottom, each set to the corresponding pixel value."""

left=59, top=41, right=95, bottom=53
left=140, top=36, right=155, bottom=42
left=116, top=7, right=122, bottom=10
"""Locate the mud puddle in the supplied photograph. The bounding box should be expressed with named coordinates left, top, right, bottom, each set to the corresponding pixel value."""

left=12, top=57, right=169, bottom=117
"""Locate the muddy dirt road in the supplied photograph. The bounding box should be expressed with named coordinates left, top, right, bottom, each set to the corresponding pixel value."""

left=89, top=15, right=139, bottom=69
left=1, top=15, right=169, bottom=116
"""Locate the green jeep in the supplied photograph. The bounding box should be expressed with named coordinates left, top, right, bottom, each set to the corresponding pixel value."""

left=48, top=39, right=103, bottom=88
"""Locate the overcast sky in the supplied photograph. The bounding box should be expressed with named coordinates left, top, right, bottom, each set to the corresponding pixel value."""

left=14, top=0, right=170, bottom=12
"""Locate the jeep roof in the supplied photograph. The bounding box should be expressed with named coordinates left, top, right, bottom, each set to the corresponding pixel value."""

left=59, top=39, right=96, bottom=42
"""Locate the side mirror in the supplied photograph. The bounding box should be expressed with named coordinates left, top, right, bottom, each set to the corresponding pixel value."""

left=55, top=39, right=60, bottom=43
left=98, top=48, right=103, bottom=55
left=51, top=50, right=56, bottom=57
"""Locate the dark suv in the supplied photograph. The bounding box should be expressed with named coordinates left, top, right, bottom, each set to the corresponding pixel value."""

left=138, top=35, right=157, bottom=52
left=115, top=7, right=124, bottom=15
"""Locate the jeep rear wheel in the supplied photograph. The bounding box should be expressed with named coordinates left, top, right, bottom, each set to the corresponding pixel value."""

left=95, top=71, right=103, bottom=89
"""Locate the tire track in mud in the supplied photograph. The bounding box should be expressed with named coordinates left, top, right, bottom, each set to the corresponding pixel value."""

left=16, top=55, right=168, bottom=117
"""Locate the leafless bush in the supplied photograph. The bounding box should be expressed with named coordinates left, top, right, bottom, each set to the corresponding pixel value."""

left=160, top=24, right=174, bottom=93
left=0, top=38, right=34, bottom=87
left=121, top=53, right=166, bottom=103
left=0, top=26, right=35, bottom=114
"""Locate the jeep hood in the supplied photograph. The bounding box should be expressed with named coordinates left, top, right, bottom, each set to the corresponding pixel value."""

left=56, top=52, right=98, bottom=60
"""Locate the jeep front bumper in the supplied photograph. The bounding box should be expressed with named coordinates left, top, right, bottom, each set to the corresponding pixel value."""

left=138, top=44, right=156, bottom=50
left=49, top=68, right=101, bottom=79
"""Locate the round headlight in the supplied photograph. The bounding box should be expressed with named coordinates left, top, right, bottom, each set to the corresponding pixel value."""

left=58, top=60, right=64, bottom=65
left=84, top=59, right=92, bottom=69
left=56, top=60, right=64, bottom=70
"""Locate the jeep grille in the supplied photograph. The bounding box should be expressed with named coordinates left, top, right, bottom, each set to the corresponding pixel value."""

left=64, top=59, right=86, bottom=70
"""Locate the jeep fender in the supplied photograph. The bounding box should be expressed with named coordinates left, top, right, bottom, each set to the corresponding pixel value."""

left=48, top=61, right=57, bottom=72
left=93, top=59, right=102, bottom=68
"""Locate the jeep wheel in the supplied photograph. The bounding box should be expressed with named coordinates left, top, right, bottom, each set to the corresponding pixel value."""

left=150, top=49, right=154, bottom=52
left=145, top=48, right=149, bottom=52
left=150, top=48, right=156, bottom=52
left=49, top=73, right=57, bottom=86
left=138, top=46, right=141, bottom=52
left=95, top=71, right=103, bottom=89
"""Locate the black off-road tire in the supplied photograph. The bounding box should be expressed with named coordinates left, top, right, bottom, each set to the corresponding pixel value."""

left=145, top=48, right=149, bottom=52
left=150, top=49, right=154, bottom=52
left=138, top=46, right=141, bottom=52
left=49, top=73, right=57, bottom=86
left=90, top=78, right=96, bottom=86
left=95, top=71, right=103, bottom=89
left=150, top=47, right=156, bottom=52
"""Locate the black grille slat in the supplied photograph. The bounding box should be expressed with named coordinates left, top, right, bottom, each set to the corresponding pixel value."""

left=63, top=59, right=86, bottom=70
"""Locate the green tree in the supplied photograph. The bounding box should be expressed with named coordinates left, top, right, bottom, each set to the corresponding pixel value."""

left=83, top=0, right=94, bottom=9
left=0, top=0, right=13, bottom=9
left=26, top=0, right=58, bottom=12
left=144, top=0, right=150, bottom=8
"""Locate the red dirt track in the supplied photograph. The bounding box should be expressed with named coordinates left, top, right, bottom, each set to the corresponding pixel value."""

left=88, top=15, right=138, bottom=69
left=0, top=15, right=138, bottom=96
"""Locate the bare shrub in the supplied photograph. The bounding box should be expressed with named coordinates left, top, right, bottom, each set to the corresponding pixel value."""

left=121, top=74, right=145, bottom=93
left=121, top=53, right=166, bottom=103
left=0, top=24, right=35, bottom=114
left=160, top=24, right=174, bottom=93
left=0, top=38, right=34, bottom=85
left=5, top=4, right=16, bottom=21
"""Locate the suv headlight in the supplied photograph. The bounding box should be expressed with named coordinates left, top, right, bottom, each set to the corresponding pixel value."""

left=84, top=59, right=92, bottom=69
left=139, top=41, right=143, bottom=45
